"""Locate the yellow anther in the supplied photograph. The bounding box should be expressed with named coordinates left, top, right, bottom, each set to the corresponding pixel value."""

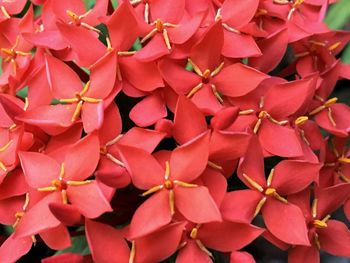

left=265, top=188, right=288, bottom=203
left=72, top=101, right=83, bottom=122
left=242, top=173, right=264, bottom=192
left=202, top=69, right=211, bottom=79
left=66, top=10, right=79, bottom=21
left=324, top=97, right=338, bottom=107
left=190, top=227, right=198, bottom=239
left=295, top=116, right=308, bottom=126
left=164, top=179, right=173, bottom=189
left=265, top=188, right=276, bottom=196
left=106, top=37, right=113, bottom=52
left=313, top=219, right=328, bottom=228
left=255, top=9, right=268, bottom=17
left=293, top=0, right=304, bottom=8
left=328, top=41, right=341, bottom=51
left=338, top=157, right=350, bottom=164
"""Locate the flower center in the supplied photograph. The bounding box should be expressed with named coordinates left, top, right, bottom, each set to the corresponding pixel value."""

left=164, top=179, right=173, bottom=189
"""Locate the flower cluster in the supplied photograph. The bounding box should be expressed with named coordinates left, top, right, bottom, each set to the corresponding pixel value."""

left=0, top=0, right=349, bottom=262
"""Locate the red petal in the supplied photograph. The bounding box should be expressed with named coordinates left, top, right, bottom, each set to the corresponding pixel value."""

left=151, top=0, right=185, bottom=23
left=19, top=151, right=60, bottom=188
left=318, top=220, right=350, bottom=257
left=81, top=102, right=104, bottom=133
left=259, top=120, right=303, bottom=157
left=14, top=192, right=62, bottom=238
left=190, top=20, right=224, bottom=71
left=199, top=221, right=263, bottom=251
left=170, top=132, right=209, bottom=182
left=49, top=203, right=82, bottom=226
left=230, top=251, right=256, bottom=263
left=174, top=186, right=221, bottom=223
left=220, top=189, right=262, bottom=223
left=134, top=34, right=170, bottom=62
left=221, top=0, right=259, bottom=28
left=99, top=102, right=122, bottom=144
left=177, top=240, right=212, bottom=263
left=262, top=198, right=310, bottom=246
left=0, top=234, right=32, bottom=263
left=129, top=190, right=172, bottom=239
left=45, top=54, right=82, bottom=98
left=39, top=224, right=71, bottom=250
left=67, top=181, right=112, bottom=218
left=222, top=31, right=261, bottom=58
left=134, top=222, right=186, bottom=263
left=272, top=160, right=321, bottom=195
left=173, top=96, right=207, bottom=145
left=289, top=245, right=319, bottom=263
left=213, top=63, right=268, bottom=97
left=118, top=145, right=164, bottom=189
left=129, top=93, right=167, bottom=127
left=86, top=219, right=130, bottom=263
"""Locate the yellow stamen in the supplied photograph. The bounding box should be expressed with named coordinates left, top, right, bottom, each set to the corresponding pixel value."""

left=105, top=134, right=123, bottom=147
left=195, top=240, right=213, bottom=258
left=164, top=161, right=170, bottom=179
left=173, top=180, right=198, bottom=188
left=253, top=118, right=262, bottom=134
left=23, top=193, right=30, bottom=211
left=254, top=197, right=267, bottom=217
left=144, top=2, right=149, bottom=24
left=59, top=98, right=79, bottom=103
left=0, top=140, right=12, bottom=152
left=295, top=116, right=308, bottom=126
left=338, top=157, right=350, bottom=164
left=242, top=173, right=264, bottom=192
left=106, top=37, right=113, bottom=52
left=66, top=10, right=79, bottom=21
left=265, top=188, right=288, bottom=203
left=140, top=28, right=157, bottom=43
left=211, top=84, right=224, bottom=104
left=309, top=40, right=326, bottom=47
left=37, top=186, right=57, bottom=192
left=9, top=124, right=17, bottom=130
left=255, top=9, right=268, bottom=17
left=66, top=180, right=92, bottom=186
left=61, top=190, right=68, bottom=204
left=266, top=169, right=275, bottom=187
left=106, top=153, right=125, bottom=167
left=0, top=6, right=10, bottom=18
left=324, top=97, right=338, bottom=107
left=314, top=233, right=321, bottom=250
left=313, top=214, right=330, bottom=228
left=129, top=241, right=136, bottom=263
left=24, top=97, right=29, bottom=111
left=187, top=83, right=203, bottom=98
left=117, top=51, right=136, bottom=56
left=239, top=109, right=255, bottom=115
left=82, top=97, right=102, bottom=103
left=169, top=189, right=175, bottom=215
left=163, top=28, right=172, bottom=50
left=294, top=51, right=310, bottom=58
left=337, top=171, right=350, bottom=183
left=327, top=108, right=336, bottom=127
left=72, top=101, right=83, bottom=122
left=211, top=62, right=224, bottom=77
left=0, top=161, right=7, bottom=172
left=328, top=41, right=341, bottom=51
left=207, top=161, right=223, bottom=170
left=222, top=23, right=241, bottom=34
left=312, top=198, right=318, bottom=218
left=141, top=185, right=163, bottom=196
left=187, top=58, right=202, bottom=76
left=273, top=0, right=290, bottom=4
left=81, top=22, right=101, bottom=34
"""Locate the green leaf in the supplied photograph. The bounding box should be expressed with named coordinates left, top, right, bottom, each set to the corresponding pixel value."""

left=132, top=38, right=142, bottom=51
left=16, top=86, right=28, bottom=99
left=111, top=0, right=119, bottom=9
left=325, top=0, right=350, bottom=29
left=83, top=0, right=96, bottom=10
left=2, top=225, right=14, bottom=235
left=55, top=235, right=90, bottom=256
left=342, top=44, right=350, bottom=64
left=0, top=57, right=2, bottom=76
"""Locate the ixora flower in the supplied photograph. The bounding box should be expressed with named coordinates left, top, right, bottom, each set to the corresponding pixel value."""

left=0, top=0, right=350, bottom=261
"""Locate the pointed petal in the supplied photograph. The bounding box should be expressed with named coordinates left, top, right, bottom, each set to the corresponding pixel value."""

left=0, top=234, right=32, bottom=263
left=170, top=132, right=209, bottom=182
left=81, top=102, right=104, bottom=133
left=259, top=121, right=303, bottom=157
left=68, top=181, right=112, bottom=218
left=49, top=203, right=82, bottom=226
left=222, top=31, right=261, bottom=58
left=199, top=221, right=263, bottom=251
left=39, top=224, right=71, bottom=250
left=129, top=190, right=172, bottom=239
left=288, top=246, right=319, bottom=263
left=318, top=220, right=350, bottom=257
left=174, top=186, right=221, bottom=223
left=230, top=251, right=256, bottom=263
left=134, top=222, right=186, bottom=263
left=173, top=96, right=207, bottom=145
left=129, top=93, right=167, bottom=127
left=99, top=102, right=122, bottom=144
left=190, top=21, right=224, bottom=71
left=151, top=0, right=185, bottom=23
left=220, top=189, right=262, bottom=223
left=212, top=63, right=268, bottom=97
left=221, top=0, right=259, bottom=28
left=118, top=145, right=164, bottom=189
left=134, top=34, right=170, bottom=62
left=272, top=161, right=321, bottom=195
left=64, top=133, right=100, bottom=181
left=19, top=151, right=60, bottom=188
left=177, top=240, right=212, bottom=263
left=45, top=54, right=82, bottom=98
left=262, top=198, right=310, bottom=246
left=86, top=219, right=130, bottom=263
